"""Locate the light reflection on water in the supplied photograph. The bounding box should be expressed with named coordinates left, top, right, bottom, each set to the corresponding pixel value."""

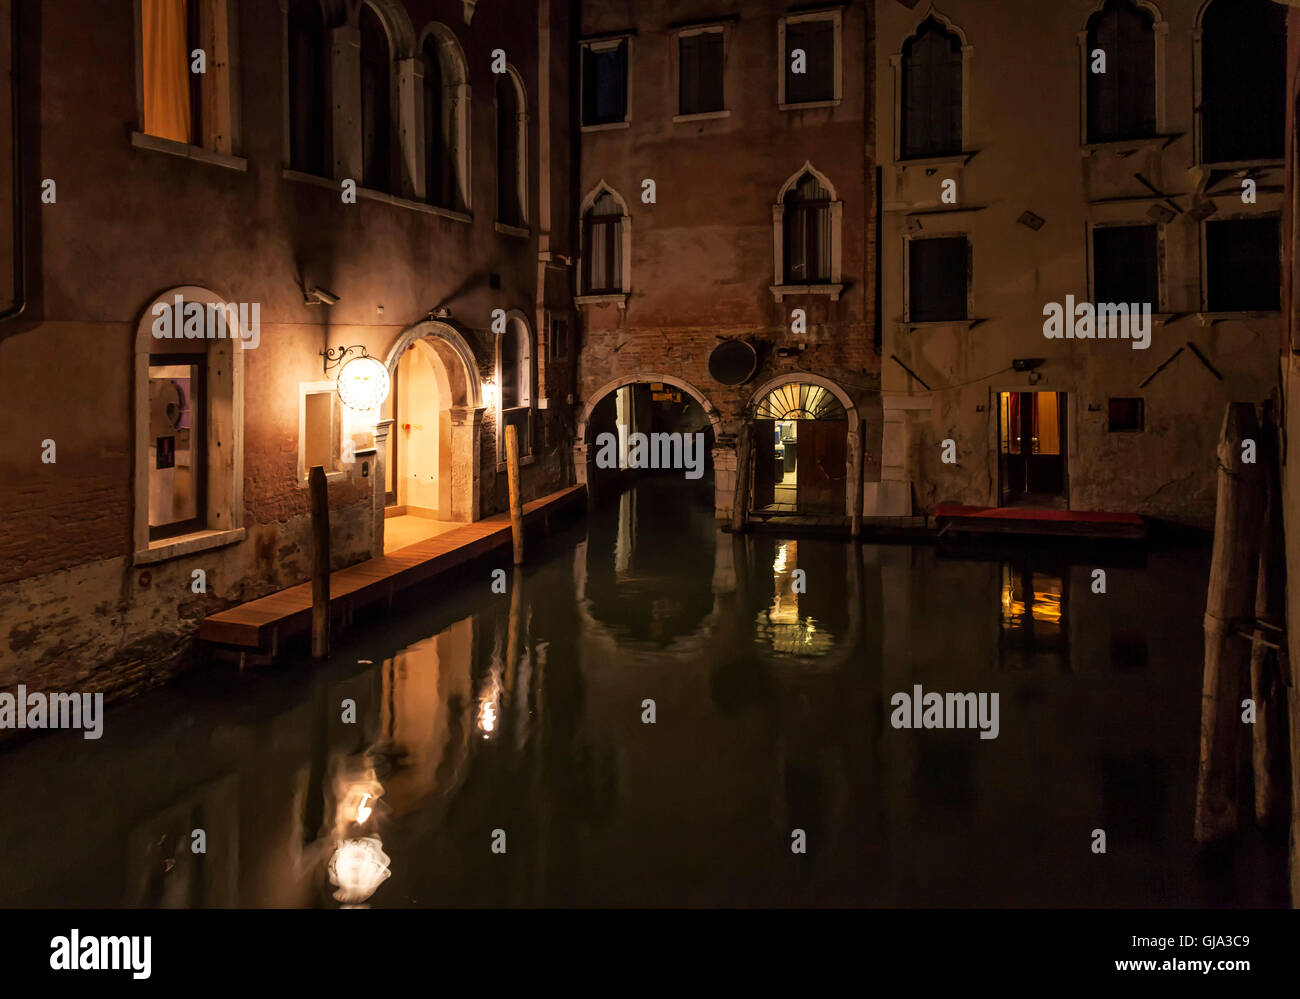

left=0, top=478, right=1287, bottom=908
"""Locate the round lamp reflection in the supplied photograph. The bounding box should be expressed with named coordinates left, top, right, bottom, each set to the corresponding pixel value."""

left=336, top=356, right=391, bottom=412
left=329, top=836, right=392, bottom=904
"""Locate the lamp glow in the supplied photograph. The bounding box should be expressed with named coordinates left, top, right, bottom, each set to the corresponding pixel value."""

left=337, top=355, right=391, bottom=411
left=328, top=837, right=391, bottom=904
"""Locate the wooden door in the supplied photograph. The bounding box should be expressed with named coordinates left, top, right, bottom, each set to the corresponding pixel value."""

left=797, top=420, right=846, bottom=514
left=752, top=419, right=777, bottom=509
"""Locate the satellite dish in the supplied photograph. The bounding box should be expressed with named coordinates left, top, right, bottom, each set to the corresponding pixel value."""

left=709, top=339, right=758, bottom=386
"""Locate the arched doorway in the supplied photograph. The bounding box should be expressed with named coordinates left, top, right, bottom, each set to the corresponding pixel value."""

left=748, top=378, right=855, bottom=516
left=381, top=322, right=483, bottom=552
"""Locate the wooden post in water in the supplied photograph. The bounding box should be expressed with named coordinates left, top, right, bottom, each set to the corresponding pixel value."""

left=850, top=417, right=866, bottom=539
left=309, top=464, right=330, bottom=660
left=730, top=424, right=751, bottom=534
left=1195, top=402, right=1264, bottom=844
left=506, top=423, right=524, bottom=566
left=1250, top=404, right=1289, bottom=828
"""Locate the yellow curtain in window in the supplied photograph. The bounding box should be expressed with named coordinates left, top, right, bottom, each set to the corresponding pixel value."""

left=142, top=0, right=191, bottom=144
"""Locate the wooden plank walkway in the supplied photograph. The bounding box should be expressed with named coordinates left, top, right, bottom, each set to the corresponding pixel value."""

left=199, top=485, right=585, bottom=657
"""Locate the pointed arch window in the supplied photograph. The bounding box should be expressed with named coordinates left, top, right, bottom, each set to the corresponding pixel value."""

left=783, top=173, right=832, bottom=284
left=900, top=18, right=963, bottom=159
left=1086, top=1, right=1156, bottom=144
left=584, top=191, right=625, bottom=294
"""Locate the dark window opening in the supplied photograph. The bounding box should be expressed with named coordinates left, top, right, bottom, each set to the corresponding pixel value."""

left=422, top=37, right=460, bottom=211
left=784, top=18, right=835, bottom=105
left=908, top=236, right=969, bottom=322
left=1093, top=224, right=1158, bottom=306
left=1108, top=397, right=1145, bottom=432
left=496, top=76, right=523, bottom=226
left=582, top=40, right=628, bottom=126
left=550, top=317, right=569, bottom=360
left=1205, top=217, right=1281, bottom=312
left=360, top=4, right=393, bottom=193
left=1086, top=0, right=1156, bottom=143
left=783, top=172, right=832, bottom=284
left=1202, top=0, right=1285, bottom=163
left=680, top=30, right=724, bottom=115
left=583, top=191, right=624, bottom=293
left=901, top=17, right=962, bottom=158
left=288, top=0, right=328, bottom=175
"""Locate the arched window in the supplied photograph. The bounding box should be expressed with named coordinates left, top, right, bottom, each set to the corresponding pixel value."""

left=1201, top=0, right=1285, bottom=163
left=583, top=190, right=625, bottom=294
left=496, top=72, right=526, bottom=228
left=360, top=3, right=393, bottom=192
left=288, top=0, right=328, bottom=174
left=498, top=317, right=532, bottom=459
left=421, top=28, right=470, bottom=211
left=900, top=18, right=962, bottom=159
left=1086, top=1, right=1155, bottom=143
left=783, top=172, right=832, bottom=284
left=139, top=0, right=237, bottom=153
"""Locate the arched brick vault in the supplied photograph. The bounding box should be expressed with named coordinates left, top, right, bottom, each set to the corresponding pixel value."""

left=576, top=372, right=723, bottom=442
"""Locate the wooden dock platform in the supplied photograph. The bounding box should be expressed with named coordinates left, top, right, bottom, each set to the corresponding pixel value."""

left=199, top=485, right=585, bottom=661
left=935, top=503, right=1146, bottom=539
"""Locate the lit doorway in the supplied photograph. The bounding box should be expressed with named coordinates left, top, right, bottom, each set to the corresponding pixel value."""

left=752, top=383, right=847, bottom=515
left=998, top=391, right=1067, bottom=506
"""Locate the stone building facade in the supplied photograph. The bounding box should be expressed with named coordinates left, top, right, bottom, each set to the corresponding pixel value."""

left=874, top=0, right=1284, bottom=528
left=571, top=0, right=881, bottom=519
left=0, top=0, right=577, bottom=697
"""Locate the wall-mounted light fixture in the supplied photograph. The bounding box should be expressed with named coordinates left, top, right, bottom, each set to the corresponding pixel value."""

left=322, top=345, right=391, bottom=411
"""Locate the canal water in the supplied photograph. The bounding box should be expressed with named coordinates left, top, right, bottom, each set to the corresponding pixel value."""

left=0, top=478, right=1287, bottom=907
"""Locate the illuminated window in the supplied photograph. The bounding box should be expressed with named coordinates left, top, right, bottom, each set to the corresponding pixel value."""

left=147, top=357, right=205, bottom=539
left=498, top=317, right=532, bottom=460
left=140, top=0, right=237, bottom=152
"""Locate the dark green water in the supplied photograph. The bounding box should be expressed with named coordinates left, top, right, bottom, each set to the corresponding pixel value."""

left=0, top=478, right=1286, bottom=907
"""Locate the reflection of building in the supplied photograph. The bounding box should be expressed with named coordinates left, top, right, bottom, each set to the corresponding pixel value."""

left=874, top=0, right=1282, bottom=527
left=0, top=0, right=577, bottom=696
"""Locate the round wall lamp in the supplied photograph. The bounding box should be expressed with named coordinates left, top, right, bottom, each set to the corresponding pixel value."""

left=323, top=345, right=391, bottom=411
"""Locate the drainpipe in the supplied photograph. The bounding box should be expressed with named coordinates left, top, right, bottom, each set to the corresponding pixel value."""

left=0, top=0, right=25, bottom=324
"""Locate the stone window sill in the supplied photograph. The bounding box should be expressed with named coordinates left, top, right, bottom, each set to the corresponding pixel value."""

left=581, top=120, right=631, bottom=133
left=495, top=221, right=531, bottom=239
left=897, top=318, right=984, bottom=331
left=130, top=131, right=248, bottom=172
left=894, top=150, right=978, bottom=171
left=496, top=455, right=537, bottom=473
left=770, top=283, right=844, bottom=302
left=281, top=169, right=473, bottom=223
left=1196, top=310, right=1281, bottom=326
left=576, top=293, right=630, bottom=309
left=1081, top=135, right=1178, bottom=157
left=673, top=109, right=730, bottom=123
left=779, top=99, right=841, bottom=112
left=134, top=527, right=246, bottom=567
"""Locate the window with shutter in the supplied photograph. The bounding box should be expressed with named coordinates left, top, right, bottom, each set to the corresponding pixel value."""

left=784, top=17, right=836, bottom=104
left=1086, top=1, right=1155, bottom=144
left=908, top=237, right=969, bottom=322
left=1205, top=217, right=1281, bottom=312
left=584, top=191, right=624, bottom=294
left=783, top=173, right=831, bottom=284
left=583, top=40, right=628, bottom=126
left=1201, top=0, right=1285, bottom=163
left=680, top=30, right=724, bottom=115
left=1092, top=225, right=1158, bottom=305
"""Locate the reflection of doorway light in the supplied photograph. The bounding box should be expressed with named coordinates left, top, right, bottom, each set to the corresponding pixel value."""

left=477, top=668, right=503, bottom=739
left=758, top=541, right=833, bottom=655
left=328, top=837, right=392, bottom=905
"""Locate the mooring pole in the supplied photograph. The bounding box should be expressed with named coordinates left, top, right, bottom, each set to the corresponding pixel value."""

left=1195, top=403, right=1264, bottom=844
left=309, top=464, right=330, bottom=660
left=1250, top=404, right=1289, bottom=828
left=730, top=424, right=752, bottom=534
left=851, top=417, right=866, bottom=539
left=506, top=424, right=524, bottom=565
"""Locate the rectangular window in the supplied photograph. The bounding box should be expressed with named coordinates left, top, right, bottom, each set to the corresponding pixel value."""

left=582, top=39, right=629, bottom=126
left=1205, top=217, right=1281, bottom=312
left=784, top=17, right=836, bottom=105
left=784, top=203, right=831, bottom=284
left=1092, top=225, right=1158, bottom=306
left=301, top=387, right=343, bottom=481
left=908, top=236, right=969, bottom=322
left=679, top=30, right=724, bottom=116
left=148, top=356, right=206, bottom=540
left=1108, top=397, right=1145, bottom=432
left=585, top=217, right=622, bottom=293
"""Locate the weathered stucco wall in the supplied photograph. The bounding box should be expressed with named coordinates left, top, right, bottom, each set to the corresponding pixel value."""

left=876, top=0, right=1280, bottom=528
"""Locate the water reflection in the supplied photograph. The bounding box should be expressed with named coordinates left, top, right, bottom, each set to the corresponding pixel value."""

left=0, top=479, right=1285, bottom=907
